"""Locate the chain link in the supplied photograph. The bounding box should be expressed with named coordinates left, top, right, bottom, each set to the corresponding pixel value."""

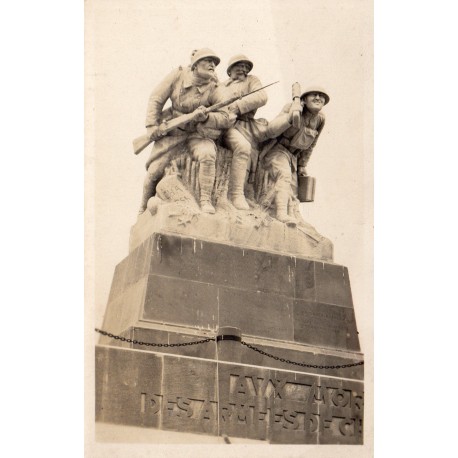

left=95, top=328, right=213, bottom=347
left=95, top=329, right=363, bottom=369
left=241, top=341, right=364, bottom=369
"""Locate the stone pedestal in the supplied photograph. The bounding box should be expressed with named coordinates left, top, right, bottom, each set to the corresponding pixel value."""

left=96, top=232, right=364, bottom=444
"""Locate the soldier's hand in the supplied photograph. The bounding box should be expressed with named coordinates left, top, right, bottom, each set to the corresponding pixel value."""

left=147, top=123, right=167, bottom=141
left=228, top=103, right=240, bottom=116
left=297, top=166, right=308, bottom=177
left=192, top=106, right=209, bottom=123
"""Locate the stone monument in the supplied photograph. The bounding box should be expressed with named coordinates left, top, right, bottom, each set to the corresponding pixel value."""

left=95, top=49, right=364, bottom=445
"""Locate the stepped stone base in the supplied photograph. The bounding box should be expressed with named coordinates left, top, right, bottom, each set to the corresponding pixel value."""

left=96, top=232, right=364, bottom=444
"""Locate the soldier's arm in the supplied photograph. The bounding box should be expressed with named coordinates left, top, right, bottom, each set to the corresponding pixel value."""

left=145, top=68, right=180, bottom=128
left=233, top=75, right=268, bottom=115
left=200, top=85, right=236, bottom=130
left=263, top=103, right=293, bottom=140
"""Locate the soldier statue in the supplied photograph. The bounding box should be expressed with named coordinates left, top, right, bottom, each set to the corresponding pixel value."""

left=138, top=48, right=235, bottom=215
left=260, top=87, right=329, bottom=223
left=222, top=54, right=268, bottom=209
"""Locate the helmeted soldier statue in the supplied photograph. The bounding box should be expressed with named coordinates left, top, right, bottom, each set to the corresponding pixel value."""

left=139, top=48, right=235, bottom=215
left=262, top=87, right=329, bottom=223
left=222, top=54, right=268, bottom=210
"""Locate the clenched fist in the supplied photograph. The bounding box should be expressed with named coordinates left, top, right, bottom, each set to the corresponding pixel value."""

left=297, top=166, right=308, bottom=177
left=192, top=106, right=209, bottom=123
left=147, top=123, right=167, bottom=141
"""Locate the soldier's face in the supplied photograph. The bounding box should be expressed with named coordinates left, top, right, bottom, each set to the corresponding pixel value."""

left=195, top=58, right=217, bottom=79
left=229, top=62, right=250, bottom=81
left=303, top=93, right=326, bottom=113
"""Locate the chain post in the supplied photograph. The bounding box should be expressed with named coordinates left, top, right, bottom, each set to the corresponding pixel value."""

left=216, top=326, right=242, bottom=363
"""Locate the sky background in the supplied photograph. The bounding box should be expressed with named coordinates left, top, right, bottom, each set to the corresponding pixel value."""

left=86, top=1, right=373, bottom=451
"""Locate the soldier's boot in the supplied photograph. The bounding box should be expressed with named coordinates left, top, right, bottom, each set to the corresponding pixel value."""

left=275, top=191, right=297, bottom=226
left=138, top=175, right=159, bottom=215
left=199, top=160, right=216, bottom=214
left=228, top=157, right=250, bottom=210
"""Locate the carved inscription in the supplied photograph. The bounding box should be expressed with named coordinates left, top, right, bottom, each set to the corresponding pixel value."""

left=141, top=371, right=363, bottom=443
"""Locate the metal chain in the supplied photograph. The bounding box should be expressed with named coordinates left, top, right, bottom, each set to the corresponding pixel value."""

left=95, top=328, right=213, bottom=347
left=95, top=329, right=363, bottom=369
left=241, top=341, right=364, bottom=369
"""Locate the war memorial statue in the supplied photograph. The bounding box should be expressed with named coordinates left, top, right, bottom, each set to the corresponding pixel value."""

left=96, top=48, right=364, bottom=445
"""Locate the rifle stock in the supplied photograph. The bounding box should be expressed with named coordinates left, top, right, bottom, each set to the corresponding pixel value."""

left=133, top=134, right=153, bottom=156
left=133, top=112, right=195, bottom=155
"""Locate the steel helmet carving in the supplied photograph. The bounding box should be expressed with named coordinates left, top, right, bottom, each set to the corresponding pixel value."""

left=226, top=54, right=254, bottom=76
left=300, top=86, right=330, bottom=105
left=190, top=48, right=221, bottom=69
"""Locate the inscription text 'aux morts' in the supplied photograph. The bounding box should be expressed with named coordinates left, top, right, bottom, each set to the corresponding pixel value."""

left=141, top=371, right=363, bottom=438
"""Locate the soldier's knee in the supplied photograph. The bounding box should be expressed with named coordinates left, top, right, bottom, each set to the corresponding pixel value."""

left=195, top=143, right=217, bottom=163
left=232, top=144, right=251, bottom=161
left=146, top=163, right=163, bottom=180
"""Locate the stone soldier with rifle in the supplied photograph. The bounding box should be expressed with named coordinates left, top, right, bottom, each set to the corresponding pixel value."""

left=222, top=54, right=268, bottom=210
left=138, top=48, right=236, bottom=215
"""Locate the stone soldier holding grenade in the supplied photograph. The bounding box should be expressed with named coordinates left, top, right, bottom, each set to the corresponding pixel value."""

left=261, top=87, right=329, bottom=223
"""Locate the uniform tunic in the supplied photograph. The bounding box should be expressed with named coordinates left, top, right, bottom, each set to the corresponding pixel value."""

left=144, top=66, right=233, bottom=172
left=222, top=75, right=268, bottom=176
left=263, top=103, right=325, bottom=192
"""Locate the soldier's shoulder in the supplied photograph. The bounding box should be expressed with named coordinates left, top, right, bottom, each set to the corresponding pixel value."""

left=175, top=65, right=188, bottom=74
left=247, top=74, right=261, bottom=82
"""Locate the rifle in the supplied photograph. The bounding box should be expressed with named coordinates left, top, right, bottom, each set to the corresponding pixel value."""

left=133, top=81, right=279, bottom=155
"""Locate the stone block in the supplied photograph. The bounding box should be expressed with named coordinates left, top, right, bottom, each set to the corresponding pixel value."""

left=95, top=346, right=163, bottom=428
left=149, top=233, right=297, bottom=298
left=100, top=276, right=149, bottom=338
left=293, top=300, right=360, bottom=351
left=218, top=287, right=294, bottom=341
left=316, top=376, right=364, bottom=445
left=313, top=262, right=354, bottom=307
left=142, top=274, right=219, bottom=330
left=160, top=356, right=218, bottom=437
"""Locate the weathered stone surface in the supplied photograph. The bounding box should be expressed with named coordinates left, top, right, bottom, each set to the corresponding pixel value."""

left=95, top=346, right=163, bottom=428
left=130, top=202, right=333, bottom=261
left=143, top=274, right=219, bottom=329
left=149, top=233, right=299, bottom=298
left=97, top=232, right=364, bottom=443
left=293, top=300, right=361, bottom=351
left=96, top=346, right=363, bottom=444
left=313, top=262, right=354, bottom=307
left=100, top=233, right=361, bottom=351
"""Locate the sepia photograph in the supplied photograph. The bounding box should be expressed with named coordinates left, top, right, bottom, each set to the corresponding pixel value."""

left=85, top=0, right=373, bottom=455
left=5, top=1, right=458, bottom=457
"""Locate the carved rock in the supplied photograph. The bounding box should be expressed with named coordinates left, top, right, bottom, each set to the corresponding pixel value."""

left=131, top=145, right=333, bottom=261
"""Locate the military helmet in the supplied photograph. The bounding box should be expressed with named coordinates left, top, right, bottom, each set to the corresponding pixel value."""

left=226, top=54, right=254, bottom=76
left=300, top=86, right=330, bottom=105
left=190, top=48, right=221, bottom=69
